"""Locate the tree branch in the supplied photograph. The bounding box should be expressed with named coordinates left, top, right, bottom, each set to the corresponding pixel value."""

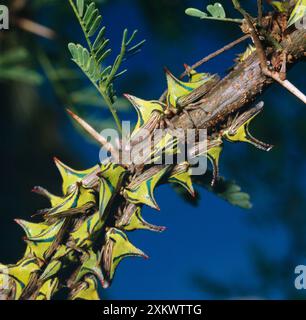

left=5, top=20, right=305, bottom=301
left=172, top=29, right=306, bottom=130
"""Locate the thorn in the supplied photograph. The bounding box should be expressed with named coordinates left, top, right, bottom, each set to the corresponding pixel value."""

left=265, top=73, right=306, bottom=104
left=66, top=108, right=74, bottom=117
left=53, top=156, right=60, bottom=163
left=95, top=271, right=106, bottom=289
left=100, top=279, right=106, bottom=288
left=66, top=108, right=120, bottom=162
left=102, top=280, right=110, bottom=289
left=31, top=210, right=45, bottom=218
left=123, top=93, right=131, bottom=99
left=123, top=94, right=135, bottom=104
left=163, top=66, right=171, bottom=75
left=31, top=187, right=38, bottom=193
left=31, top=186, right=43, bottom=194
left=154, top=203, right=161, bottom=211
left=211, top=175, right=218, bottom=188
left=164, top=67, right=179, bottom=82
left=14, top=219, right=22, bottom=226
left=96, top=171, right=103, bottom=178
left=148, top=224, right=167, bottom=232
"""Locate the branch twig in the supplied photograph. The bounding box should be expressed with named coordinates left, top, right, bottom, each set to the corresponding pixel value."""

left=232, top=0, right=306, bottom=104
left=172, top=29, right=306, bottom=130
left=267, top=73, right=306, bottom=103
left=181, top=35, right=251, bottom=78
left=257, top=0, right=263, bottom=24
left=159, top=34, right=250, bottom=101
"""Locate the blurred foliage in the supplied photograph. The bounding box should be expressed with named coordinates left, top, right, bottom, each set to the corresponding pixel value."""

left=0, top=0, right=135, bottom=130
left=174, top=170, right=252, bottom=209
left=0, top=48, right=43, bottom=84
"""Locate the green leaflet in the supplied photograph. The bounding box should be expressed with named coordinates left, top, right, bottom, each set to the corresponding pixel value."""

left=223, top=102, right=273, bottom=152
left=76, top=0, right=85, bottom=16
left=192, top=171, right=252, bottom=209
left=123, top=166, right=169, bottom=210
left=35, top=278, right=59, bottom=300
left=207, top=3, right=226, bottom=19
left=68, top=0, right=145, bottom=103
left=185, top=2, right=242, bottom=23
left=218, top=181, right=252, bottom=209
left=68, top=43, right=102, bottom=84
left=185, top=8, right=208, bottom=19
left=186, top=2, right=227, bottom=19
left=168, top=162, right=195, bottom=196
left=68, top=0, right=110, bottom=72
left=54, top=157, right=98, bottom=195
left=287, top=0, right=306, bottom=27
left=165, top=68, right=213, bottom=108
left=98, top=163, right=127, bottom=217
left=70, top=275, right=100, bottom=300
left=102, top=228, right=147, bottom=287
left=116, top=204, right=166, bottom=232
